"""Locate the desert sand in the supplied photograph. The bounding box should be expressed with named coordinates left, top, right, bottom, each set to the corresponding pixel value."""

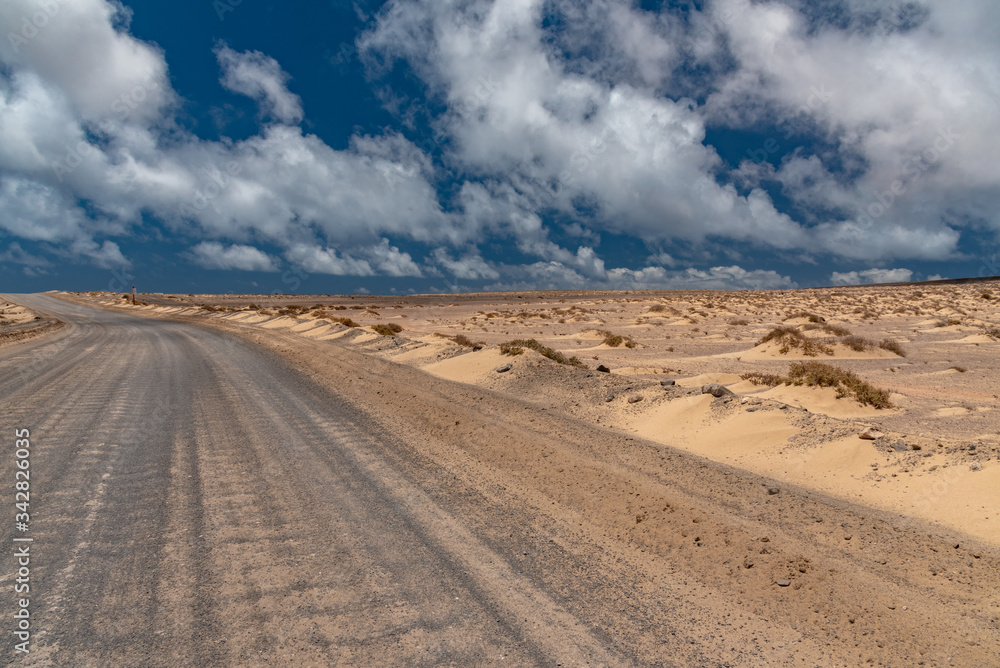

left=7, top=283, right=993, bottom=664
left=65, top=280, right=1000, bottom=550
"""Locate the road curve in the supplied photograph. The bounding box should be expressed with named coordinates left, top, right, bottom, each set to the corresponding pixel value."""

left=0, top=294, right=620, bottom=666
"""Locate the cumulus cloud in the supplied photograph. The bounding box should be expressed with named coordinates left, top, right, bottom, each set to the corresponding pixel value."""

left=216, top=44, right=303, bottom=124
left=830, top=268, right=914, bottom=285
left=187, top=242, right=278, bottom=272
left=2, top=0, right=998, bottom=286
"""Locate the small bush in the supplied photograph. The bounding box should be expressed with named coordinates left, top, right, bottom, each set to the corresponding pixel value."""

left=742, top=362, right=893, bottom=408
left=787, top=362, right=893, bottom=409
left=597, top=329, right=636, bottom=348
left=648, top=304, right=666, bottom=313
left=728, top=318, right=750, bottom=326
left=499, top=339, right=584, bottom=367
left=878, top=339, right=906, bottom=357
left=950, top=365, right=967, bottom=373
left=435, top=333, right=482, bottom=347
left=740, top=372, right=786, bottom=386
left=785, top=311, right=825, bottom=323
left=803, top=323, right=852, bottom=337
left=757, top=326, right=832, bottom=356
left=332, top=317, right=359, bottom=327
left=985, top=327, right=1000, bottom=340
left=981, top=292, right=993, bottom=300
left=372, top=323, right=403, bottom=336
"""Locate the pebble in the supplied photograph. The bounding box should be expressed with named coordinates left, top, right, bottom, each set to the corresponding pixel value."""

left=859, top=427, right=884, bottom=440
left=596, top=364, right=611, bottom=373
left=969, top=461, right=983, bottom=472
left=495, top=364, right=512, bottom=373
left=767, top=487, right=780, bottom=495
left=627, top=394, right=643, bottom=404
left=776, top=580, right=791, bottom=587
left=660, top=379, right=675, bottom=386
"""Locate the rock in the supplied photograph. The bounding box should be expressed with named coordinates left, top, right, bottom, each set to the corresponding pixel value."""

left=495, top=363, right=512, bottom=373
left=859, top=427, right=884, bottom=440
left=472, top=344, right=483, bottom=351
left=767, top=487, right=780, bottom=495
left=970, top=461, right=983, bottom=472
left=660, top=379, right=675, bottom=386
left=627, top=394, right=643, bottom=404
left=605, top=393, right=615, bottom=403
left=701, top=383, right=734, bottom=398
left=968, top=444, right=977, bottom=451
left=776, top=580, right=791, bottom=587
left=890, top=440, right=908, bottom=452
left=596, top=364, right=611, bottom=373
left=910, top=443, right=922, bottom=451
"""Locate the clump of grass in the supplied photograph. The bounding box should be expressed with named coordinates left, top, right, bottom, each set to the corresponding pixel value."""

left=435, top=333, right=482, bottom=347
left=744, top=362, right=893, bottom=408
left=372, top=323, right=403, bottom=336
left=728, top=318, right=750, bottom=326
left=878, top=338, right=907, bottom=357
left=984, top=327, right=1000, bottom=340
left=740, top=371, right=786, bottom=386
left=648, top=304, right=666, bottom=313
left=785, top=311, right=825, bottom=323
left=757, top=326, right=833, bottom=356
left=803, top=322, right=852, bottom=336
left=332, top=317, right=359, bottom=327
left=981, top=292, right=993, bottom=300
left=597, top=329, right=636, bottom=348
left=499, top=339, right=584, bottom=367
left=950, top=365, right=967, bottom=373
left=200, top=304, right=221, bottom=312
left=934, top=318, right=962, bottom=327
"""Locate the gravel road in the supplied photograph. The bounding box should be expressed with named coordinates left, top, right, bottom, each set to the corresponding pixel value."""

left=0, top=294, right=997, bottom=666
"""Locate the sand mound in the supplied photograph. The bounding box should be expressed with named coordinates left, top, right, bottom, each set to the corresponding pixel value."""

left=759, top=385, right=888, bottom=419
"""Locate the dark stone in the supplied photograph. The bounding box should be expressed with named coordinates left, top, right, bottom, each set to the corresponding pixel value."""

left=701, top=383, right=734, bottom=398
left=472, top=344, right=483, bottom=351
left=660, top=379, right=675, bottom=387
left=767, top=487, right=780, bottom=495
left=495, top=364, right=512, bottom=373
left=596, top=364, right=611, bottom=373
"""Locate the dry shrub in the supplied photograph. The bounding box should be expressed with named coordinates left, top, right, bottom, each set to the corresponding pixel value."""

left=757, top=326, right=832, bottom=356
left=372, top=323, right=403, bottom=336
left=785, top=311, right=825, bottom=323
left=728, top=318, right=750, bottom=326
left=499, top=339, right=584, bottom=367
left=597, top=329, right=636, bottom=348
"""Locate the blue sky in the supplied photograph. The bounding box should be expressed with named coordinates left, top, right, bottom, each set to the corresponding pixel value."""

left=1, top=0, right=998, bottom=294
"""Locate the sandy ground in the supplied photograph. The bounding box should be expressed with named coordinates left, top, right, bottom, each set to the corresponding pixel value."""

left=30, top=285, right=1000, bottom=665
left=70, top=281, right=1000, bottom=549
left=0, top=299, right=64, bottom=346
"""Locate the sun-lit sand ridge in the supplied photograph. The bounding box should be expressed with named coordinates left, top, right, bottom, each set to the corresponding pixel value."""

left=67, top=280, right=1000, bottom=547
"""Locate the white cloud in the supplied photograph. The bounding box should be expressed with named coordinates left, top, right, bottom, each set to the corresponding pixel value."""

left=830, top=268, right=914, bottom=285
left=215, top=44, right=303, bottom=124
left=187, top=242, right=278, bottom=272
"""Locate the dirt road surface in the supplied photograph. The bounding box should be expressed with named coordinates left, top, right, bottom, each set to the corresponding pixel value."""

left=0, top=294, right=997, bottom=666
